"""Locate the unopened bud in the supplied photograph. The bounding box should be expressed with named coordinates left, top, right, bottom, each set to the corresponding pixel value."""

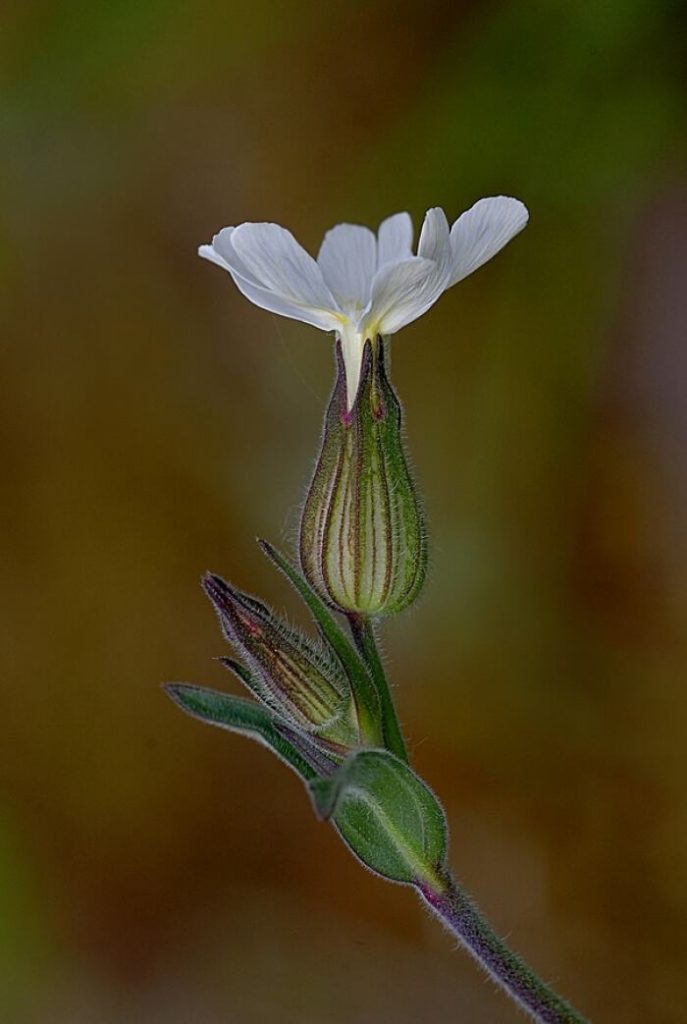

left=300, top=338, right=427, bottom=616
left=203, top=573, right=357, bottom=748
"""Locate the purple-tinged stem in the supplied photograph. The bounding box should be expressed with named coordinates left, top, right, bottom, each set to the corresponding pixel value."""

left=418, top=873, right=590, bottom=1024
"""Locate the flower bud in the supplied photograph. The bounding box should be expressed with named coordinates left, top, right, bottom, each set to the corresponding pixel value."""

left=300, top=337, right=427, bottom=616
left=203, top=573, right=357, bottom=748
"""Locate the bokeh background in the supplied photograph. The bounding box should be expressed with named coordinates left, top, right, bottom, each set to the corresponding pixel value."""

left=3, top=1, right=687, bottom=1021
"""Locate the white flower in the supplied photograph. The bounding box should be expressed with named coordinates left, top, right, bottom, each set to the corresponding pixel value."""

left=199, top=197, right=528, bottom=408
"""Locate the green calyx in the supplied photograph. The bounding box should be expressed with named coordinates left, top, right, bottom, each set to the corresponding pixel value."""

left=300, top=337, right=427, bottom=617
left=203, top=572, right=358, bottom=749
left=310, top=749, right=448, bottom=888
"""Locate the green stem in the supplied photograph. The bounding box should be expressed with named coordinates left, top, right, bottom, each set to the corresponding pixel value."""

left=418, top=872, right=590, bottom=1024
left=348, top=614, right=408, bottom=762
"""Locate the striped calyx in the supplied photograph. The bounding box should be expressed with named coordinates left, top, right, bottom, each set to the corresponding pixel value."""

left=203, top=573, right=357, bottom=749
left=299, top=337, right=427, bottom=617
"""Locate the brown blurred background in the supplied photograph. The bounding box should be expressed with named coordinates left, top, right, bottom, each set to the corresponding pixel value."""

left=2, top=1, right=687, bottom=1021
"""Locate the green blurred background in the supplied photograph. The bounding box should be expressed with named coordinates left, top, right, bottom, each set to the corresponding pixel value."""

left=2, top=1, right=687, bottom=1020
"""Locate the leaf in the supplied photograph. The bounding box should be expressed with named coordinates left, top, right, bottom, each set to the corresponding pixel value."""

left=218, top=655, right=259, bottom=691
left=163, top=683, right=317, bottom=781
left=258, top=540, right=382, bottom=744
left=309, top=749, right=448, bottom=887
left=218, top=655, right=269, bottom=701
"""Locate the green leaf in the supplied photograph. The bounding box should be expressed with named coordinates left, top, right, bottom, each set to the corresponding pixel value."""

left=217, top=655, right=274, bottom=709
left=218, top=655, right=260, bottom=692
left=309, top=749, right=448, bottom=887
left=163, top=683, right=317, bottom=782
left=258, top=541, right=382, bottom=745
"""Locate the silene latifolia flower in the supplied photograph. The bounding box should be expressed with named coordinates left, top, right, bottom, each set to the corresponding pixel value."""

left=170, top=197, right=591, bottom=1024
left=200, top=198, right=528, bottom=615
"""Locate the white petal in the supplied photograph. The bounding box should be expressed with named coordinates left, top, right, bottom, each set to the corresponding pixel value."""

left=448, top=197, right=529, bottom=286
left=231, top=222, right=340, bottom=312
left=198, top=242, right=234, bottom=273
left=363, top=256, right=445, bottom=336
left=209, top=226, right=261, bottom=284
left=417, top=207, right=451, bottom=270
left=337, top=322, right=365, bottom=411
left=377, top=212, right=413, bottom=267
left=198, top=231, right=342, bottom=332
left=317, top=224, right=377, bottom=311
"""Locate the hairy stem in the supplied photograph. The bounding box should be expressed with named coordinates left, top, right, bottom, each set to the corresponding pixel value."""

left=348, top=614, right=408, bottom=762
left=418, top=872, right=590, bottom=1024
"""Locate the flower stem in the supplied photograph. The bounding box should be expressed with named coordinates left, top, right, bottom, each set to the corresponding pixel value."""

left=348, top=614, right=408, bottom=762
left=418, top=872, right=590, bottom=1024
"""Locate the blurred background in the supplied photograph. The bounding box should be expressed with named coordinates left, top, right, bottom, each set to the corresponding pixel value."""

left=2, top=1, right=687, bottom=1020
